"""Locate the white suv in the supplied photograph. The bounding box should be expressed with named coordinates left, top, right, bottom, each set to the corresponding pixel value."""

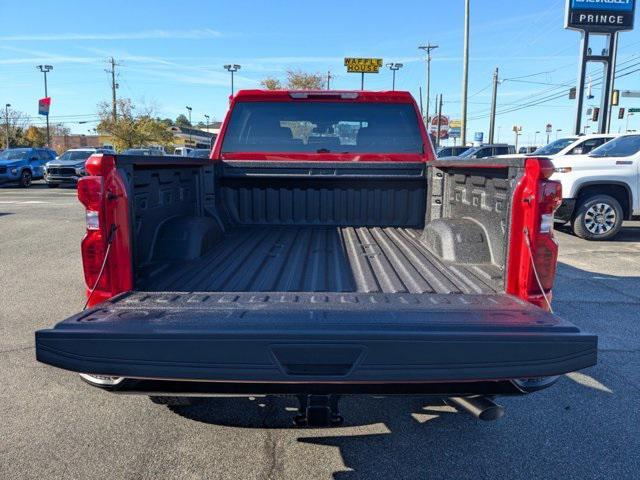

left=551, top=133, right=640, bottom=240
left=531, top=134, right=616, bottom=158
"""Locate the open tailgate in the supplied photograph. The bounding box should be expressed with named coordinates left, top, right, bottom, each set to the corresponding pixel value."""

left=36, top=292, right=596, bottom=383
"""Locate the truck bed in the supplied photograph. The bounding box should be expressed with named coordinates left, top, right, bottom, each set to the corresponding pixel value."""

left=142, top=226, right=502, bottom=294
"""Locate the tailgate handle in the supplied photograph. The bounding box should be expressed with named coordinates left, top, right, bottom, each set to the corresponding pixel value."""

left=270, top=344, right=365, bottom=376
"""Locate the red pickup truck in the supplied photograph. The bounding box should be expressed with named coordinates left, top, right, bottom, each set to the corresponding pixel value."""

left=36, top=90, right=596, bottom=425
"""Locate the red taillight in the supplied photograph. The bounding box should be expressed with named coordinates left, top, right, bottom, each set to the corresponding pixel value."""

left=77, top=176, right=103, bottom=211
left=78, top=153, right=133, bottom=307
left=81, top=230, right=110, bottom=291
left=507, top=158, right=562, bottom=311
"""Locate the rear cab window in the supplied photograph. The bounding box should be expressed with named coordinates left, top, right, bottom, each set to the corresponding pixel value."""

left=221, top=101, right=424, bottom=155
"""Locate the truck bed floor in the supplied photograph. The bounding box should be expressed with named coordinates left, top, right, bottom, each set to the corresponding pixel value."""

left=143, top=226, right=502, bottom=294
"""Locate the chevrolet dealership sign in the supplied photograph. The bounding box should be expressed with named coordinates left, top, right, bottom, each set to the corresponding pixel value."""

left=566, top=0, right=636, bottom=31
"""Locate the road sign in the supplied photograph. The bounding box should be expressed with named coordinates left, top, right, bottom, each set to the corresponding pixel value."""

left=38, top=97, right=51, bottom=116
left=474, top=132, right=484, bottom=143
left=343, top=58, right=383, bottom=73
left=546, top=123, right=553, bottom=134
left=619, top=108, right=626, bottom=119
left=429, top=115, right=450, bottom=138
left=565, top=0, right=636, bottom=32
left=621, top=90, right=640, bottom=98
left=629, top=108, right=640, bottom=113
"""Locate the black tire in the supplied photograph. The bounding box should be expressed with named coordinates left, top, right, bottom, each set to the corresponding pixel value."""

left=149, top=396, right=199, bottom=407
left=47, top=183, right=59, bottom=188
left=19, top=170, right=32, bottom=188
left=572, top=194, right=623, bottom=241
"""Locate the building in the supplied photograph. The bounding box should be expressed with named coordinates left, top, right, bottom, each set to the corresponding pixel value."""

left=51, top=134, right=103, bottom=154
left=169, top=126, right=217, bottom=149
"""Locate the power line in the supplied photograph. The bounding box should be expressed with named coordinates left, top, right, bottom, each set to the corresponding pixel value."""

left=468, top=59, right=640, bottom=121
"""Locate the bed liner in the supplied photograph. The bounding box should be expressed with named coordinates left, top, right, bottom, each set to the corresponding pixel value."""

left=142, top=226, right=502, bottom=294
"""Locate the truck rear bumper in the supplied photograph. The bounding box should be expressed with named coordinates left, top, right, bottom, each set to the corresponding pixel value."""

left=35, top=292, right=597, bottom=386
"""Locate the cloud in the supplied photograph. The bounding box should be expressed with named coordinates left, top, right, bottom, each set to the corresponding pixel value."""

left=0, top=29, right=223, bottom=42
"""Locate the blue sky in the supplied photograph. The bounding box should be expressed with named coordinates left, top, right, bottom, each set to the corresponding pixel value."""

left=1, top=0, right=639, bottom=145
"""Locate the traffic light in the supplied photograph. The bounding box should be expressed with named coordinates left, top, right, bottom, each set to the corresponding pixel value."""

left=618, top=108, right=625, bottom=119
left=612, top=89, right=620, bottom=106
left=569, top=87, right=576, bottom=99
left=592, top=107, right=600, bottom=122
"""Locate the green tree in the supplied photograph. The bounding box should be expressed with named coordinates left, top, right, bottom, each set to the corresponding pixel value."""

left=95, top=98, right=174, bottom=151
left=0, top=106, right=28, bottom=148
left=175, top=114, right=191, bottom=128
left=23, top=126, right=47, bottom=147
left=285, top=70, right=325, bottom=90
left=261, top=77, right=283, bottom=90
left=260, top=70, right=325, bottom=91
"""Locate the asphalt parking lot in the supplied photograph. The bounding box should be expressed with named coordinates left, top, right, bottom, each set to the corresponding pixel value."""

left=1, top=182, right=639, bottom=480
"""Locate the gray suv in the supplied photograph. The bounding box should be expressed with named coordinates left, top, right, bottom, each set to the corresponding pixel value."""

left=44, top=148, right=115, bottom=187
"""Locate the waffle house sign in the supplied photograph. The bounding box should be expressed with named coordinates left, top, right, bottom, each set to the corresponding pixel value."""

left=344, top=58, right=383, bottom=73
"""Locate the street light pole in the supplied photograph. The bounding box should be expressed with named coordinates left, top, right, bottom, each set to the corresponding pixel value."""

left=461, top=0, right=470, bottom=146
left=626, top=112, right=634, bottom=132
left=556, top=128, right=562, bottom=140
left=4, top=103, right=10, bottom=149
left=204, top=114, right=210, bottom=130
left=386, top=63, right=403, bottom=91
left=36, top=64, right=53, bottom=146
left=223, top=64, right=241, bottom=97
left=327, top=71, right=333, bottom=90
left=418, top=43, right=438, bottom=124
left=534, top=131, right=540, bottom=145
left=186, top=106, right=192, bottom=144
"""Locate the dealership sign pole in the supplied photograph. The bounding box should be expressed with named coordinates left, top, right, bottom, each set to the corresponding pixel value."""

left=565, top=0, right=636, bottom=135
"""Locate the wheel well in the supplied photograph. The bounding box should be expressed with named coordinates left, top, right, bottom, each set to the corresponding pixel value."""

left=576, top=184, right=631, bottom=219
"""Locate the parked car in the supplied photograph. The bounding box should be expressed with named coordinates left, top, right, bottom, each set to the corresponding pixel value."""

left=449, top=143, right=515, bottom=159
left=436, top=145, right=470, bottom=157
left=174, top=147, right=193, bottom=156
left=0, top=147, right=56, bottom=187
left=44, top=148, right=115, bottom=187
left=531, top=134, right=616, bottom=158
left=187, top=148, right=211, bottom=158
left=519, top=146, right=538, bottom=154
left=552, top=133, right=640, bottom=240
left=36, top=90, right=595, bottom=426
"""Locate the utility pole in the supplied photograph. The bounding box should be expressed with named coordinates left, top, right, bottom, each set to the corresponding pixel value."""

left=327, top=71, right=333, bottom=90
left=488, top=67, right=499, bottom=144
left=418, top=43, right=438, bottom=124
left=186, top=106, right=193, bottom=144
left=4, top=103, right=10, bottom=149
left=105, top=57, right=120, bottom=122
left=436, top=94, right=444, bottom=148
left=460, top=0, right=470, bottom=145
left=534, top=131, right=540, bottom=145
left=36, top=65, right=53, bottom=146
left=224, top=64, right=241, bottom=97
left=386, top=63, right=403, bottom=91
left=461, top=0, right=470, bottom=146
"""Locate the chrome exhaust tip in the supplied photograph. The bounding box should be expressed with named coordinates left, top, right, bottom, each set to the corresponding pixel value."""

left=79, top=373, right=125, bottom=386
left=445, top=396, right=505, bottom=421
